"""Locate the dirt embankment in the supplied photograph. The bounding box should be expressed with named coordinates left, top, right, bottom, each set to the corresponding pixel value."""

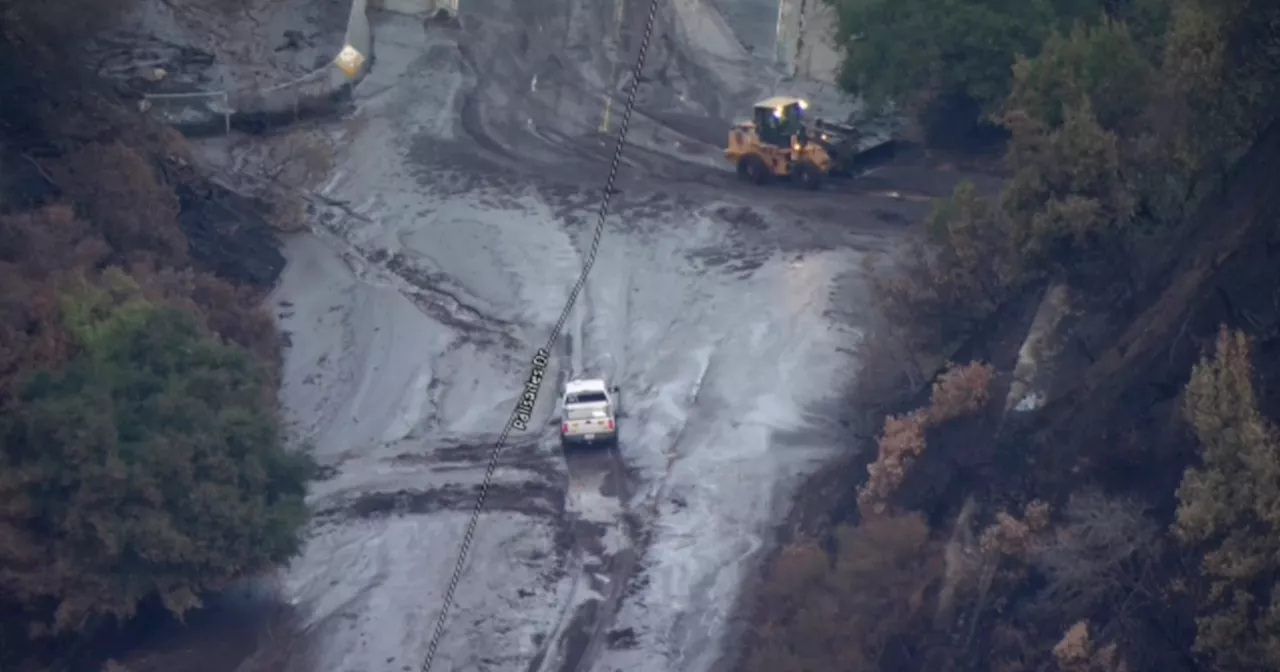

left=0, top=52, right=284, bottom=291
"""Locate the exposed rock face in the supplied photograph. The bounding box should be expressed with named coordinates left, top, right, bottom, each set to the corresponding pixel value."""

left=1005, top=282, right=1071, bottom=413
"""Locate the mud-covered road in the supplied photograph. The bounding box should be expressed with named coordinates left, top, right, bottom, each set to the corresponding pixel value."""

left=187, top=1, right=1001, bottom=670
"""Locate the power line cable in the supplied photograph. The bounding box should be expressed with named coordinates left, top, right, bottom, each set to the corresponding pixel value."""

left=418, top=1, right=662, bottom=669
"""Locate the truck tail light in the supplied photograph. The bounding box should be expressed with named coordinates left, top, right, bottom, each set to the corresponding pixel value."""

left=561, top=423, right=569, bottom=434
left=607, top=419, right=615, bottom=430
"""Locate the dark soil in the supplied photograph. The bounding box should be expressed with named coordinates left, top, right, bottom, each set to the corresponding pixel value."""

left=173, top=179, right=285, bottom=290
left=320, top=479, right=567, bottom=521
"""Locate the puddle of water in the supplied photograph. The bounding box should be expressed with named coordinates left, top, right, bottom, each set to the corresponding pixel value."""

left=600, top=525, right=629, bottom=554
left=567, top=472, right=625, bottom=524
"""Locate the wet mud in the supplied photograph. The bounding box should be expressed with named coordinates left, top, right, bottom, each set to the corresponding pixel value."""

left=538, top=444, right=641, bottom=672
left=313, top=479, right=567, bottom=522
left=213, top=0, right=1013, bottom=667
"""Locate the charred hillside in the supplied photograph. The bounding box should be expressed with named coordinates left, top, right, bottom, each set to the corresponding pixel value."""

left=1043, top=116, right=1280, bottom=463
left=739, top=0, right=1280, bottom=670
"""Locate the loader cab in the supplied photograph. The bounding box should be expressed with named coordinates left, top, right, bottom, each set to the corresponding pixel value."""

left=753, top=97, right=808, bottom=148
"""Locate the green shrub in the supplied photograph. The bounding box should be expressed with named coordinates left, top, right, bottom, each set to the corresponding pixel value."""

left=1175, top=327, right=1280, bottom=668
left=1005, top=19, right=1154, bottom=134
left=1002, top=99, right=1137, bottom=271
left=0, top=271, right=311, bottom=636
left=823, top=0, right=1106, bottom=143
left=866, top=181, right=1022, bottom=359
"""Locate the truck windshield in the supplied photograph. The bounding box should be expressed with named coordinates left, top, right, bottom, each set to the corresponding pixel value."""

left=566, top=391, right=608, bottom=404
left=780, top=106, right=804, bottom=136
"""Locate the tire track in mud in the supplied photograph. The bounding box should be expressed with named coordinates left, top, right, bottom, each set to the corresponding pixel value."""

left=552, top=445, right=641, bottom=672
left=444, top=7, right=724, bottom=191
left=455, top=39, right=524, bottom=163
left=527, top=279, right=644, bottom=672
left=561, top=264, right=643, bottom=672
left=440, top=7, right=934, bottom=223
left=368, top=7, right=920, bottom=669
left=410, top=23, right=660, bottom=658
left=451, top=18, right=617, bottom=181
left=312, top=478, right=566, bottom=524
left=303, top=209, right=526, bottom=354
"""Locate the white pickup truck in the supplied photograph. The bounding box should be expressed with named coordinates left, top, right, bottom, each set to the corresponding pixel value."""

left=559, top=378, right=620, bottom=449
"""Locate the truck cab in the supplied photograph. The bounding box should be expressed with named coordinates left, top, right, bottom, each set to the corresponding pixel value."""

left=725, top=96, right=833, bottom=187
left=559, top=378, right=618, bottom=449
left=752, top=96, right=808, bottom=148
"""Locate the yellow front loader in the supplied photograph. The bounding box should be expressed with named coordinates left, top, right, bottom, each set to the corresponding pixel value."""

left=724, top=96, right=888, bottom=190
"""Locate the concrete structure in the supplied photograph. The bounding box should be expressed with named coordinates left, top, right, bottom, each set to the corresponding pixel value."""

left=139, top=0, right=374, bottom=134
left=368, top=0, right=457, bottom=15
left=775, top=0, right=841, bottom=83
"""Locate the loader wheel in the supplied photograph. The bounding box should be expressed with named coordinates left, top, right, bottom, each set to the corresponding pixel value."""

left=737, top=156, right=770, bottom=185
left=793, top=161, right=823, bottom=190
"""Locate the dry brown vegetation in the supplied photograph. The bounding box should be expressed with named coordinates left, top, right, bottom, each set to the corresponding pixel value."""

left=239, top=128, right=339, bottom=234
left=744, top=0, right=1280, bottom=669
left=744, top=512, right=942, bottom=672
left=746, top=497, right=1058, bottom=671
left=859, top=361, right=995, bottom=513
left=1052, top=621, right=1128, bottom=672
left=49, top=142, right=187, bottom=260
left=0, top=140, right=283, bottom=401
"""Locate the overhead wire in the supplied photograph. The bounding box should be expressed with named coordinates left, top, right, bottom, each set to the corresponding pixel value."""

left=417, top=1, right=663, bottom=669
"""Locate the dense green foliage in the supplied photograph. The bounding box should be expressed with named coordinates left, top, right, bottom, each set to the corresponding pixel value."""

left=824, top=0, right=1063, bottom=107
left=823, top=0, right=1107, bottom=141
left=824, top=0, right=1276, bottom=149
left=0, top=272, right=310, bottom=635
left=858, top=0, right=1278, bottom=355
